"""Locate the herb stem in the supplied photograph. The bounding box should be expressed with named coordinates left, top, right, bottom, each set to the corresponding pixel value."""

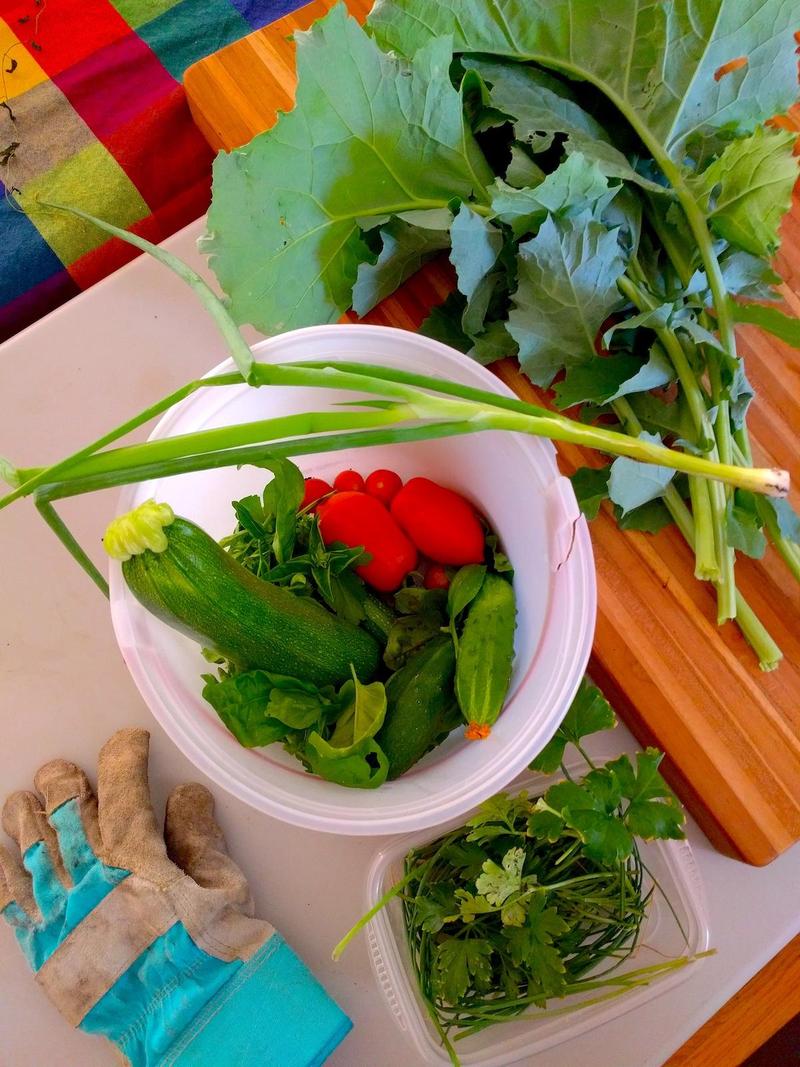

left=35, top=497, right=109, bottom=596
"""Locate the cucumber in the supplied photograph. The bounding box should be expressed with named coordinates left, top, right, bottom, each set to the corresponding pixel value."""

left=376, top=635, right=460, bottom=779
left=118, top=511, right=380, bottom=687
left=455, top=574, right=516, bottom=739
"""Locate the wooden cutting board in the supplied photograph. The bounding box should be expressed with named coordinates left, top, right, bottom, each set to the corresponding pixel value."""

left=184, top=0, right=800, bottom=866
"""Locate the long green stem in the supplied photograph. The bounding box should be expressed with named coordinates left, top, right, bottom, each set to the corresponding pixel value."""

left=35, top=498, right=109, bottom=597
left=0, top=372, right=243, bottom=511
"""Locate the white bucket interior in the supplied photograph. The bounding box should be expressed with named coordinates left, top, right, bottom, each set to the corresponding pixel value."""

left=110, top=325, right=597, bottom=834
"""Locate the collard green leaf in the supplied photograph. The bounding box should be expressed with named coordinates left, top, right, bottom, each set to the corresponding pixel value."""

left=726, top=492, right=767, bottom=559
left=688, top=127, right=798, bottom=256
left=614, top=498, right=674, bottom=535
left=352, top=218, right=450, bottom=316
left=569, top=465, right=611, bottom=522
left=490, top=153, right=613, bottom=238
left=450, top=203, right=504, bottom=335
left=554, top=346, right=673, bottom=409
left=530, top=678, right=616, bottom=773
left=369, top=0, right=800, bottom=162
left=608, top=432, right=676, bottom=514
left=469, top=319, right=517, bottom=365
left=509, top=212, right=626, bottom=386
left=433, top=938, right=493, bottom=1003
left=505, top=144, right=546, bottom=189
left=765, top=498, right=800, bottom=545
left=420, top=293, right=472, bottom=353
left=205, top=5, right=491, bottom=332
left=728, top=297, right=800, bottom=348
left=720, top=250, right=781, bottom=301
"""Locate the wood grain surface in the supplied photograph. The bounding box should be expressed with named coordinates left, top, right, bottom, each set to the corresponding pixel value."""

left=184, top=0, right=800, bottom=866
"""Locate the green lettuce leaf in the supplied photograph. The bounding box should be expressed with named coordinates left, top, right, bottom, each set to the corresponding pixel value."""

left=204, top=4, right=491, bottom=332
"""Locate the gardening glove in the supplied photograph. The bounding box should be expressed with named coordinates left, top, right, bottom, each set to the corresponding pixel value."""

left=0, top=728, right=351, bottom=1066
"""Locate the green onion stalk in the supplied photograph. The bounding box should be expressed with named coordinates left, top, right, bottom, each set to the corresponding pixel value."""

left=0, top=208, right=789, bottom=663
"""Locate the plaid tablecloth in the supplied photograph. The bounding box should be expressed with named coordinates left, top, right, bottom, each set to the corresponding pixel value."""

left=0, top=0, right=301, bottom=341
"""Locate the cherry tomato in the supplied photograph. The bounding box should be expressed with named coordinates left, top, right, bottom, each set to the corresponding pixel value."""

left=424, top=564, right=450, bottom=590
left=317, top=491, right=417, bottom=592
left=391, top=477, right=485, bottom=565
left=365, top=468, right=403, bottom=505
left=333, top=469, right=365, bottom=492
left=301, top=477, right=333, bottom=511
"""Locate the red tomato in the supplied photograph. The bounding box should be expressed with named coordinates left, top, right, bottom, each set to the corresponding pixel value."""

left=333, top=469, right=365, bottom=492
left=424, top=564, right=450, bottom=590
left=317, top=491, right=417, bottom=592
left=391, top=478, right=485, bottom=565
left=301, top=477, right=333, bottom=510
left=365, top=468, right=403, bottom=505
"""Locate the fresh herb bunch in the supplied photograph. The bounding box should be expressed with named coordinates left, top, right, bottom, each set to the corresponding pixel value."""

left=203, top=1, right=800, bottom=668
left=334, top=681, right=705, bottom=1065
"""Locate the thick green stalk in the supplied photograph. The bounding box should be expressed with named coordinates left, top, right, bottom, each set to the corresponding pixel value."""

left=612, top=399, right=781, bottom=670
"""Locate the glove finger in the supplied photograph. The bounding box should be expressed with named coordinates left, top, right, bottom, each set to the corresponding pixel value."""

left=0, top=843, right=39, bottom=925
left=96, top=728, right=173, bottom=879
left=34, top=760, right=101, bottom=883
left=165, top=783, right=252, bottom=912
left=3, top=792, right=69, bottom=920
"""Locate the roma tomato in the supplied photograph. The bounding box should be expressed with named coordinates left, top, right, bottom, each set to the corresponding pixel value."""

left=333, top=469, right=365, bottom=492
left=317, top=491, right=417, bottom=592
left=301, top=477, right=333, bottom=510
left=391, top=477, right=484, bottom=566
left=365, top=468, right=403, bottom=505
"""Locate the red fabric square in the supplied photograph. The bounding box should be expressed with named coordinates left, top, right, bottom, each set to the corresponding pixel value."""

left=66, top=212, right=161, bottom=289
left=53, top=32, right=176, bottom=140
left=3, top=0, right=131, bottom=77
left=103, top=85, right=214, bottom=210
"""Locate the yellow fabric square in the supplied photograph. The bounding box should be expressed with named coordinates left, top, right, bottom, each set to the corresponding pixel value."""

left=21, top=141, right=149, bottom=263
left=0, top=19, right=48, bottom=100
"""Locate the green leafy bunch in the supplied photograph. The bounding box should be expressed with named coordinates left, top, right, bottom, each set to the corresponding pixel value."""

left=205, top=1, right=800, bottom=669
left=333, top=679, right=700, bottom=1065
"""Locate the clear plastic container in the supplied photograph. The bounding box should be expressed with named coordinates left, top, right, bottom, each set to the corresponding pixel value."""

left=363, top=767, right=710, bottom=1065
left=109, top=325, right=597, bottom=835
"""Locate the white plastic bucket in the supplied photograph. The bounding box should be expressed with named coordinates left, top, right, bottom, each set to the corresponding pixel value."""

left=109, top=325, right=596, bottom=834
left=362, top=767, right=711, bottom=1065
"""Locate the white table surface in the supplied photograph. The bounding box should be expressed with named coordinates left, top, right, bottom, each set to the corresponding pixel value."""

left=1, top=219, right=799, bottom=1067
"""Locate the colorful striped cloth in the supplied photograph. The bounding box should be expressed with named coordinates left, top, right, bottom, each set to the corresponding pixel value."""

left=0, top=0, right=301, bottom=341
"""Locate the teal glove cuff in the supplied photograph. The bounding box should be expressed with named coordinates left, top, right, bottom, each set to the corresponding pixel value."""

left=158, top=933, right=351, bottom=1067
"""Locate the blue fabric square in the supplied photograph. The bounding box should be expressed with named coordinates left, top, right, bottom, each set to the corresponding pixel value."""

left=229, top=0, right=303, bottom=29
left=0, top=186, right=65, bottom=304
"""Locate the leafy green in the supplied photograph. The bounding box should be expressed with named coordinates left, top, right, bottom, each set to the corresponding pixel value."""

left=504, top=897, right=568, bottom=990
left=202, top=670, right=334, bottom=747
left=508, top=211, right=626, bottom=386
left=433, top=938, right=494, bottom=1004
left=765, top=498, right=800, bottom=545
left=352, top=217, right=450, bottom=316
left=304, top=732, right=389, bottom=789
left=688, top=127, right=798, bottom=256
left=490, top=152, right=612, bottom=238
left=531, top=678, right=615, bottom=773
left=726, top=491, right=767, bottom=559
left=328, top=671, right=388, bottom=752
left=728, top=297, right=800, bottom=348
left=614, top=498, right=674, bottom=535
left=606, top=750, right=684, bottom=841
left=608, top=433, right=676, bottom=514
left=259, top=458, right=305, bottom=564
left=369, top=0, right=800, bottom=161
left=569, top=465, right=611, bottom=521
left=475, top=846, right=525, bottom=906
left=205, top=4, right=491, bottom=332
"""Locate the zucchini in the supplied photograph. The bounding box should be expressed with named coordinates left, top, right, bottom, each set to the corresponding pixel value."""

left=106, top=502, right=380, bottom=687
left=455, top=574, right=516, bottom=739
left=376, top=635, right=460, bottom=779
